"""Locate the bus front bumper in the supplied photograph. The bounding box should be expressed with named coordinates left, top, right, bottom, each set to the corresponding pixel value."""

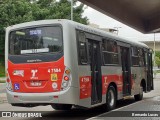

left=6, top=87, right=79, bottom=105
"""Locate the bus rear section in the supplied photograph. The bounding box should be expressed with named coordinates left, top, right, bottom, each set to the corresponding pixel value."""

left=5, top=23, right=76, bottom=109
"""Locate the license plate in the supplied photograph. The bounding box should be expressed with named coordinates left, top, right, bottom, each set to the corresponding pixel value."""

left=30, top=81, right=42, bottom=86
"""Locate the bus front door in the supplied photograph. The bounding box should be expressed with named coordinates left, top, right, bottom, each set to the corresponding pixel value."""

left=88, top=40, right=102, bottom=105
left=121, top=47, right=131, bottom=96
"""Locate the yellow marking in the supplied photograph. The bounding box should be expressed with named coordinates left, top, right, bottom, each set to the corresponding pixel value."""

left=123, top=96, right=132, bottom=100
left=51, top=74, right=58, bottom=81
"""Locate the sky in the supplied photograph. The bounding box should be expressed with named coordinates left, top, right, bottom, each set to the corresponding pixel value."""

left=82, top=7, right=160, bottom=42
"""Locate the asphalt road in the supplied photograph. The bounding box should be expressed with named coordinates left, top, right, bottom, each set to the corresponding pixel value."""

left=0, top=99, right=138, bottom=120
left=0, top=74, right=159, bottom=120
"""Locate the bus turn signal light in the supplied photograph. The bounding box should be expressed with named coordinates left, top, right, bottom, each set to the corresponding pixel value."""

left=65, top=70, right=70, bottom=75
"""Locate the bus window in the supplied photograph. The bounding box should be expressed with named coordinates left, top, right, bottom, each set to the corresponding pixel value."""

left=9, top=26, right=62, bottom=55
left=77, top=31, right=87, bottom=64
left=139, top=49, right=145, bottom=66
left=102, top=40, right=119, bottom=65
left=132, top=47, right=145, bottom=66
left=102, top=40, right=118, bottom=52
left=132, top=47, right=139, bottom=66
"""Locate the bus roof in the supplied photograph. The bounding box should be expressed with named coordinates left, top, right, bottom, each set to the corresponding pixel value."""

left=6, top=19, right=149, bottom=49
left=69, top=20, right=149, bottom=49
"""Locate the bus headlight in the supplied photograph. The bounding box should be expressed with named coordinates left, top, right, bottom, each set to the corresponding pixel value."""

left=61, top=67, right=71, bottom=91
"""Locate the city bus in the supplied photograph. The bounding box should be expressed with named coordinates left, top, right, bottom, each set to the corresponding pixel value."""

left=5, top=19, right=153, bottom=111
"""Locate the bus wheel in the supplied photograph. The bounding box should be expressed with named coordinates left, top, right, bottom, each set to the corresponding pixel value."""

left=134, top=86, right=143, bottom=101
left=106, top=86, right=116, bottom=111
left=51, top=104, right=72, bottom=110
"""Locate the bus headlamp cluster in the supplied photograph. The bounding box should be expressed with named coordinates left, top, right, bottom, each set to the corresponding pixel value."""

left=61, top=67, right=71, bottom=91
left=62, top=81, right=68, bottom=88
left=6, top=75, right=13, bottom=91
left=6, top=82, right=13, bottom=91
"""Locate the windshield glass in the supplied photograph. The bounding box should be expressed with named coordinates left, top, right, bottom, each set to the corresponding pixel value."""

left=9, top=26, right=62, bottom=55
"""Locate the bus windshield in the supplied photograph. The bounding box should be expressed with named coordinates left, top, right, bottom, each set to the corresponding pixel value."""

left=9, top=26, right=63, bottom=55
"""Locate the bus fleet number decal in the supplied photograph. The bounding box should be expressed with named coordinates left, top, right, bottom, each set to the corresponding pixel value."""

left=81, top=77, right=90, bottom=82
left=48, top=68, right=61, bottom=73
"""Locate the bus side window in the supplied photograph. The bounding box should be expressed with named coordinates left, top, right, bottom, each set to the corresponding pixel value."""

left=77, top=31, right=88, bottom=64
left=131, top=47, right=145, bottom=67
left=102, top=40, right=119, bottom=65
left=132, top=47, right=139, bottom=66
left=139, top=49, right=145, bottom=66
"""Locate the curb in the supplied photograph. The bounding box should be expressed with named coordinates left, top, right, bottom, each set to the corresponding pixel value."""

left=0, top=97, right=8, bottom=104
left=0, top=93, right=8, bottom=104
left=0, top=80, right=6, bottom=83
left=0, top=77, right=6, bottom=83
left=0, top=79, right=6, bottom=83
left=0, top=99, right=8, bottom=104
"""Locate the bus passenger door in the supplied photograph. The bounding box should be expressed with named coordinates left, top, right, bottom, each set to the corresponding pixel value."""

left=120, top=47, right=131, bottom=96
left=146, top=52, right=154, bottom=91
left=88, top=40, right=102, bottom=105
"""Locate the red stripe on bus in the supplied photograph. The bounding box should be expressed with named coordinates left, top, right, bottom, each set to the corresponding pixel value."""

left=80, top=75, right=123, bottom=99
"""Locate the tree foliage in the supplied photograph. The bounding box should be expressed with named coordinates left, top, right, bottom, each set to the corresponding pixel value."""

left=155, top=51, right=160, bottom=67
left=155, top=57, right=160, bottom=67
left=155, top=51, right=160, bottom=58
left=0, top=0, right=89, bottom=56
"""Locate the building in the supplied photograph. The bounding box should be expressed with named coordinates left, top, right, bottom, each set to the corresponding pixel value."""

left=88, top=23, right=118, bottom=34
left=141, top=41, right=160, bottom=51
left=88, top=23, right=160, bottom=51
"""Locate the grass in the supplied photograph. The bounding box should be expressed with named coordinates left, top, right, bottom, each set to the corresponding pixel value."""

left=0, top=58, right=5, bottom=77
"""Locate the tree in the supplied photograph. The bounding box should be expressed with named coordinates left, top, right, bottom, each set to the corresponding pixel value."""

left=0, top=0, right=89, bottom=58
left=0, top=0, right=35, bottom=57
left=33, top=0, right=88, bottom=24
left=155, top=51, right=160, bottom=58
left=155, top=51, right=160, bottom=68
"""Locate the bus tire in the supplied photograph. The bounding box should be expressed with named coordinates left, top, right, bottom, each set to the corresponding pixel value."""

left=134, top=87, right=143, bottom=101
left=51, top=104, right=72, bottom=110
left=106, top=86, right=116, bottom=111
